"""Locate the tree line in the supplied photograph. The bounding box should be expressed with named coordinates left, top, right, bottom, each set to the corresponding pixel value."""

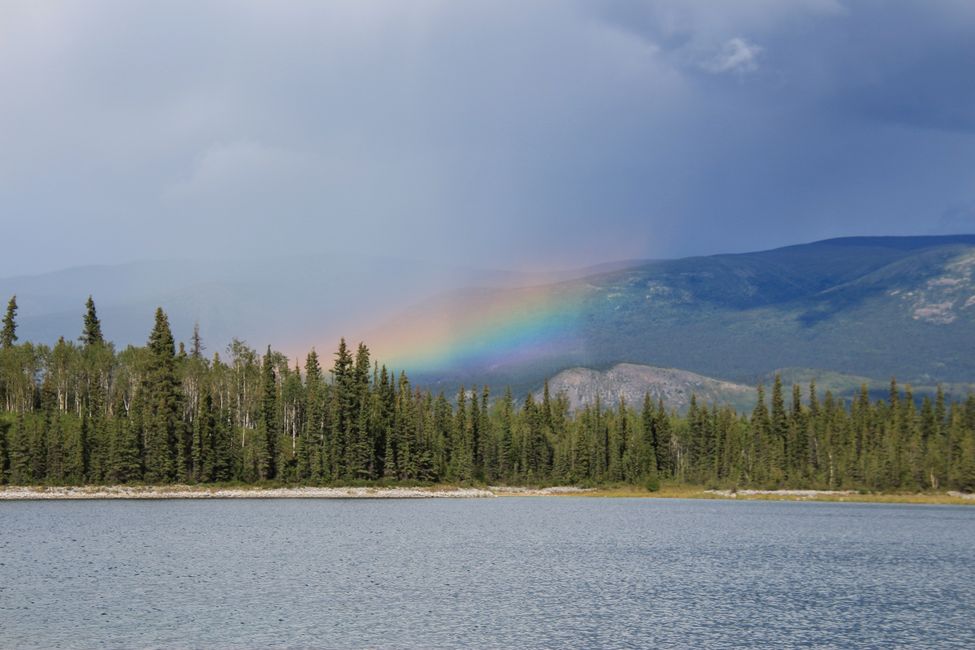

left=1, top=295, right=974, bottom=491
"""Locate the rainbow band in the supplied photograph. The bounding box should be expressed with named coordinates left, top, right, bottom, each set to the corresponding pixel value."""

left=375, top=283, right=589, bottom=374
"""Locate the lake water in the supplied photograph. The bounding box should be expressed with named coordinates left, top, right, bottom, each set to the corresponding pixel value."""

left=1, top=498, right=973, bottom=649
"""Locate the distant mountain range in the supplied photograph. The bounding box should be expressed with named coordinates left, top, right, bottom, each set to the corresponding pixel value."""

left=371, top=235, right=975, bottom=397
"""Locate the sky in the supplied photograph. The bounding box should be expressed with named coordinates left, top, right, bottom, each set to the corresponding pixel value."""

left=1, top=0, right=974, bottom=278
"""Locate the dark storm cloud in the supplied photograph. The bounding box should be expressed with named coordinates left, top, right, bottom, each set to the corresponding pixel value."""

left=1, top=1, right=973, bottom=277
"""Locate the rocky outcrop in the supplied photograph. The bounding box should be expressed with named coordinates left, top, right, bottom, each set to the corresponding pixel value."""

left=542, top=363, right=755, bottom=412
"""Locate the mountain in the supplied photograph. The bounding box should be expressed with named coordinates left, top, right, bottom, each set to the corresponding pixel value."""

left=371, top=235, right=975, bottom=392
left=541, top=364, right=756, bottom=412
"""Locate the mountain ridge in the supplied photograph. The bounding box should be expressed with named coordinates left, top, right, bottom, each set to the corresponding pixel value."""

left=372, top=235, right=975, bottom=392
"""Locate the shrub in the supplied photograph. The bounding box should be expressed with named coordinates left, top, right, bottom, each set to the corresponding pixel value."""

left=644, top=475, right=660, bottom=492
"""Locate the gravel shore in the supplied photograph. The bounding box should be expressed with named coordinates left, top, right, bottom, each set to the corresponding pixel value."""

left=706, top=489, right=855, bottom=498
left=4, top=485, right=967, bottom=502
left=0, top=486, right=497, bottom=499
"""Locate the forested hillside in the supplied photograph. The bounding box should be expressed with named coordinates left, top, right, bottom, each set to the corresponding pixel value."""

left=1, top=296, right=974, bottom=491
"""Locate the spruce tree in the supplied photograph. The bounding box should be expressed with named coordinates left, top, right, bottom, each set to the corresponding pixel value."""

left=190, top=323, right=204, bottom=359
left=396, top=372, right=416, bottom=478
left=193, top=390, right=217, bottom=482
left=256, top=346, right=279, bottom=481
left=80, top=296, right=103, bottom=346
left=452, top=386, right=472, bottom=480
left=110, top=411, right=142, bottom=483
left=0, top=417, right=9, bottom=484
left=300, top=349, right=324, bottom=481
left=469, top=388, right=481, bottom=477
left=654, top=399, right=671, bottom=477
left=142, top=308, right=182, bottom=483
left=8, top=413, right=31, bottom=483
left=429, top=391, right=447, bottom=478
left=377, top=365, right=396, bottom=480
left=330, top=339, right=353, bottom=479
left=1, top=296, right=17, bottom=349
left=30, top=413, right=48, bottom=481
left=750, top=385, right=770, bottom=484
left=769, top=374, right=787, bottom=480
left=952, top=417, right=975, bottom=491
left=351, top=343, right=373, bottom=478
left=212, top=407, right=234, bottom=482
left=46, top=415, right=65, bottom=483
left=641, top=393, right=658, bottom=474
left=478, top=386, right=491, bottom=478
left=63, top=416, right=88, bottom=483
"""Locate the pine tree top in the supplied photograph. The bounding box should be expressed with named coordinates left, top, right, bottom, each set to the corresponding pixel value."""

left=81, top=295, right=104, bottom=347
left=148, top=307, right=175, bottom=357
left=190, top=322, right=204, bottom=359
left=1, top=295, right=18, bottom=348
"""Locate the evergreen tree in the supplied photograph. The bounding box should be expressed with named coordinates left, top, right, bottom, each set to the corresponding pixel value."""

left=30, top=413, right=48, bottom=481
left=640, top=393, right=659, bottom=473
left=80, top=296, right=104, bottom=347
left=452, top=386, right=472, bottom=480
left=193, top=389, right=216, bottom=482
left=110, top=410, right=142, bottom=483
left=8, top=413, right=32, bottom=483
left=750, top=385, right=771, bottom=484
left=142, top=308, right=182, bottom=483
left=330, top=339, right=353, bottom=480
left=0, top=417, right=10, bottom=484
left=953, top=416, right=975, bottom=492
left=63, top=415, right=88, bottom=483
left=299, top=349, right=325, bottom=481
left=376, top=365, right=396, bottom=479
left=1, top=295, right=17, bottom=349
left=46, top=415, right=65, bottom=483
left=190, top=323, right=204, bottom=359
left=256, top=346, right=278, bottom=481
left=769, top=374, right=787, bottom=482
left=350, top=343, right=373, bottom=479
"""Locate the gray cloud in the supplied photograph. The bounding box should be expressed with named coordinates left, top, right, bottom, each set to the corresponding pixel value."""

left=702, top=37, right=763, bottom=74
left=1, top=0, right=974, bottom=279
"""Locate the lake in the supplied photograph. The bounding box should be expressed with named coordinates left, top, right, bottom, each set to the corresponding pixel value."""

left=1, top=498, right=973, bottom=649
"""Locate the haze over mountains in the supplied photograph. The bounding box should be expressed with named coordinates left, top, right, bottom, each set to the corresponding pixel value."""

left=0, top=254, right=637, bottom=358
left=3, top=235, right=974, bottom=405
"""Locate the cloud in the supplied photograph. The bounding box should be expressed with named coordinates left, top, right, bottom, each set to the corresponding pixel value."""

left=702, top=37, right=763, bottom=74
left=165, top=141, right=324, bottom=202
left=1, top=1, right=975, bottom=279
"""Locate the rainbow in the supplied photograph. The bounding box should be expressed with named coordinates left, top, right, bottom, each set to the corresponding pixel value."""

left=371, top=282, right=590, bottom=375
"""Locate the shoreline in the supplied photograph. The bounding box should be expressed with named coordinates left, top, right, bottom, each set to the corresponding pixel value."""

left=0, top=486, right=497, bottom=500
left=0, top=485, right=973, bottom=504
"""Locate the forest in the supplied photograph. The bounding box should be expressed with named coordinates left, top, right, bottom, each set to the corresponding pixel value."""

left=1, top=295, right=974, bottom=491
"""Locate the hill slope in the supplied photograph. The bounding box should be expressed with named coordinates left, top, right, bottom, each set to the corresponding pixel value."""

left=373, top=235, right=975, bottom=391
